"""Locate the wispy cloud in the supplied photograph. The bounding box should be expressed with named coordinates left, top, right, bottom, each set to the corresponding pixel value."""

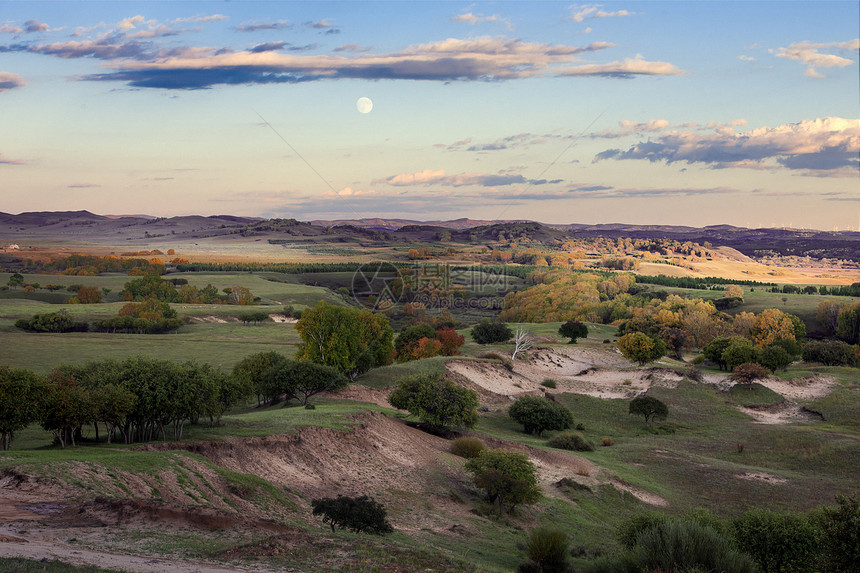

left=304, top=19, right=340, bottom=34
left=774, top=39, right=859, bottom=78
left=1, top=20, right=50, bottom=35
left=569, top=4, right=634, bottom=23
left=171, top=14, right=227, bottom=24
left=68, top=182, right=100, bottom=188
left=235, top=20, right=291, bottom=32
left=591, top=118, right=747, bottom=138
left=0, top=152, right=24, bottom=164
left=374, top=168, right=561, bottom=187
left=250, top=41, right=286, bottom=53
left=450, top=12, right=512, bottom=30
left=593, top=117, right=860, bottom=175
left=45, top=33, right=680, bottom=88
left=0, top=71, right=24, bottom=90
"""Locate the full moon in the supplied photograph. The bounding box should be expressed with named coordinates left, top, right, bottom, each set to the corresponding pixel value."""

left=356, top=97, right=373, bottom=114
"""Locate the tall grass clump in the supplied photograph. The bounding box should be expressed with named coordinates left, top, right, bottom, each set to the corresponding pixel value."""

left=548, top=432, right=594, bottom=452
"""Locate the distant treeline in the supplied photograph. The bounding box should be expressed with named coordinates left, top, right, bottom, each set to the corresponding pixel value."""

left=633, top=274, right=776, bottom=289
left=175, top=262, right=382, bottom=273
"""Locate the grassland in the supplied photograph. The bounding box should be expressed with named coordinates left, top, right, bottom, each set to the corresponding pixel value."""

left=1, top=261, right=858, bottom=572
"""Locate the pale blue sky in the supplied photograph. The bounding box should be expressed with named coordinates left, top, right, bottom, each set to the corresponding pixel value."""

left=1, top=1, right=857, bottom=229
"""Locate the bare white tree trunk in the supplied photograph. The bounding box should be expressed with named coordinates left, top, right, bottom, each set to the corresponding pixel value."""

left=511, top=328, right=533, bottom=361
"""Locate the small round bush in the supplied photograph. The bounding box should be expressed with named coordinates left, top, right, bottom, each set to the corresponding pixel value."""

left=541, top=379, right=557, bottom=389
left=450, top=437, right=485, bottom=459
left=692, top=354, right=705, bottom=365
left=602, top=437, right=613, bottom=447
left=304, top=403, right=316, bottom=410
left=548, top=432, right=594, bottom=452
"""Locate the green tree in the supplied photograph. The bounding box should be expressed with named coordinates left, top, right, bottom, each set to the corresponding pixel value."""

left=802, top=340, right=857, bottom=367
left=813, top=494, right=860, bottom=573
left=836, top=301, right=860, bottom=344
left=295, top=302, right=393, bottom=379
left=464, top=449, right=541, bottom=513
left=471, top=319, right=513, bottom=344
left=262, top=360, right=349, bottom=405
left=7, top=272, right=24, bottom=288
left=232, top=351, right=290, bottom=405
left=388, top=373, right=478, bottom=431
left=617, top=332, right=667, bottom=366
left=0, top=367, right=42, bottom=450
left=629, top=395, right=668, bottom=427
left=758, top=345, right=793, bottom=372
left=508, top=396, right=573, bottom=436
left=558, top=320, right=588, bottom=344
left=703, top=336, right=735, bottom=370
left=311, top=495, right=393, bottom=534
left=722, top=337, right=759, bottom=371
left=41, top=371, right=97, bottom=448
left=395, top=323, right=436, bottom=359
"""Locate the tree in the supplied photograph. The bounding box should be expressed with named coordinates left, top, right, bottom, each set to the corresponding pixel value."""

left=41, top=371, right=97, bottom=448
left=731, top=363, right=771, bottom=389
left=508, top=396, right=573, bottom=436
left=558, top=320, right=588, bottom=344
left=813, top=494, right=860, bottom=573
left=722, top=338, right=759, bottom=371
left=388, top=373, right=478, bottom=431
left=618, top=332, right=667, bottom=366
left=511, top=327, right=534, bottom=361
left=724, top=285, right=744, bottom=299
left=758, top=345, right=793, bottom=372
left=394, top=323, right=436, bottom=359
left=262, top=360, right=349, bottom=405
left=464, top=449, right=541, bottom=513
left=7, top=273, right=24, bottom=288
left=228, top=285, right=255, bottom=305
left=703, top=336, right=744, bottom=370
left=471, top=319, right=513, bottom=344
left=70, top=285, right=102, bottom=304
left=311, top=495, right=393, bottom=535
left=0, top=367, right=42, bottom=450
left=435, top=327, right=465, bottom=356
left=295, top=302, right=393, bottom=379
left=836, top=301, right=860, bottom=344
left=232, top=351, right=290, bottom=405
left=629, top=395, right=668, bottom=427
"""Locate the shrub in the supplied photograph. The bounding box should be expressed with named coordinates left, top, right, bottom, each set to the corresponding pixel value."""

left=471, top=319, right=513, bottom=344
left=731, top=508, right=819, bottom=573
left=310, top=495, right=393, bottom=535
left=450, top=437, right=485, bottom=459
left=812, top=494, right=860, bottom=573
left=523, top=526, right=569, bottom=573
left=541, top=379, right=557, bottom=389
left=464, top=449, right=541, bottom=513
left=548, top=432, right=594, bottom=452
left=601, top=437, right=613, bottom=447
left=617, top=513, right=670, bottom=550
left=628, top=395, right=668, bottom=426
left=691, top=354, right=706, bottom=365
left=631, top=520, right=756, bottom=573
left=388, top=373, right=479, bottom=431
left=509, top=395, right=574, bottom=436
left=802, top=339, right=858, bottom=367
left=15, top=311, right=76, bottom=333
left=617, top=333, right=667, bottom=366
left=722, top=338, right=760, bottom=371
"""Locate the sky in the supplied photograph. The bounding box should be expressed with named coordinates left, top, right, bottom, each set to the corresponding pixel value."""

left=0, top=1, right=858, bottom=230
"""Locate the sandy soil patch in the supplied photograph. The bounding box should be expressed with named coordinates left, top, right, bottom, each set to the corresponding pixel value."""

left=736, top=472, right=787, bottom=485
left=269, top=314, right=298, bottom=324
left=447, top=346, right=682, bottom=400
left=190, top=315, right=234, bottom=324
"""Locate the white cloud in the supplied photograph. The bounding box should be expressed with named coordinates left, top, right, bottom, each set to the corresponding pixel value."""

left=775, top=39, right=859, bottom=78
left=117, top=15, right=145, bottom=30
left=594, top=117, right=860, bottom=176
left=0, top=71, right=25, bottom=90
left=569, top=4, right=633, bottom=23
